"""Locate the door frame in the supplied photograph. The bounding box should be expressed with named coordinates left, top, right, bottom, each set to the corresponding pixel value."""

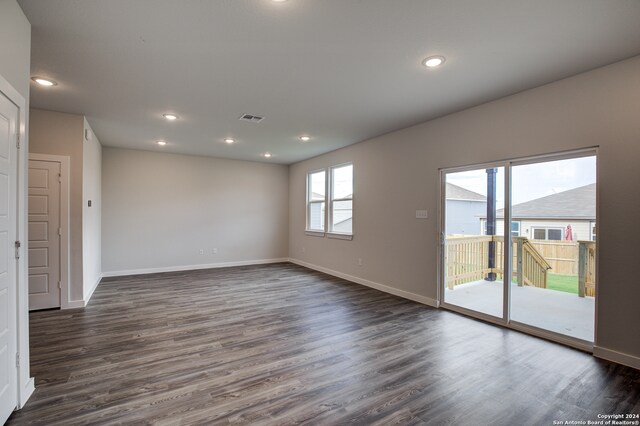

left=438, top=147, right=598, bottom=353
left=28, top=154, right=71, bottom=309
left=0, top=73, right=34, bottom=411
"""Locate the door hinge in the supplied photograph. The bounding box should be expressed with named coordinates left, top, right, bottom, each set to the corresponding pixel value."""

left=16, top=352, right=20, bottom=368
left=58, top=281, right=62, bottom=289
left=439, top=233, right=445, bottom=245
left=15, top=240, right=21, bottom=259
left=58, top=227, right=62, bottom=236
left=16, top=133, right=20, bottom=149
left=58, top=173, right=62, bottom=183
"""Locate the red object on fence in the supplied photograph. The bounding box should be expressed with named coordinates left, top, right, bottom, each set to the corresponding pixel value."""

left=565, top=224, right=573, bottom=241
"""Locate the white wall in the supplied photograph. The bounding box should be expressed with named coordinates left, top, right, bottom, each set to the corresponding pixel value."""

left=0, top=0, right=33, bottom=408
left=289, top=56, right=640, bottom=366
left=29, top=109, right=85, bottom=303
left=82, top=119, right=101, bottom=300
left=102, top=148, right=289, bottom=274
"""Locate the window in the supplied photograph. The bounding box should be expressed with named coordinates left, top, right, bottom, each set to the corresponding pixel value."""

left=532, top=227, right=563, bottom=241
left=306, top=170, right=326, bottom=232
left=511, top=221, right=520, bottom=237
left=305, top=163, right=354, bottom=238
left=482, top=220, right=520, bottom=237
left=591, top=222, right=596, bottom=241
left=330, top=164, right=353, bottom=235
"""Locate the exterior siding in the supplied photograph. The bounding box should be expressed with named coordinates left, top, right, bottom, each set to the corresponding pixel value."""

left=446, top=199, right=486, bottom=236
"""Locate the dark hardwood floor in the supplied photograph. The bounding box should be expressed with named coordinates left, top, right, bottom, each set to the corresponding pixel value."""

left=7, top=263, right=640, bottom=425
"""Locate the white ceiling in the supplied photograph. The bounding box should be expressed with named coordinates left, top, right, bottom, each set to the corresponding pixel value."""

left=18, top=0, right=640, bottom=164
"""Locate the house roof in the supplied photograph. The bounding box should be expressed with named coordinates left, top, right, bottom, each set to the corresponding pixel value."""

left=495, top=183, right=596, bottom=220
left=446, top=183, right=486, bottom=202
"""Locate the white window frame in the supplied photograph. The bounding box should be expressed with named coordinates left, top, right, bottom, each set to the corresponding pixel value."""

left=590, top=221, right=596, bottom=241
left=328, top=162, right=354, bottom=240
left=531, top=226, right=564, bottom=241
left=305, top=169, right=327, bottom=236
left=511, top=221, right=521, bottom=237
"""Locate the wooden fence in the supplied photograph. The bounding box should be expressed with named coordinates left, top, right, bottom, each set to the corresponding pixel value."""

left=445, top=236, right=596, bottom=298
left=528, top=240, right=579, bottom=275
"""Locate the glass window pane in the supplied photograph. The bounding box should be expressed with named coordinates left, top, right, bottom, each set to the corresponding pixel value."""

left=548, top=229, right=562, bottom=240
left=443, top=166, right=504, bottom=319
left=309, top=202, right=325, bottom=231
left=332, top=164, right=353, bottom=199
left=310, top=171, right=325, bottom=201
left=533, top=229, right=545, bottom=240
left=332, top=200, right=352, bottom=233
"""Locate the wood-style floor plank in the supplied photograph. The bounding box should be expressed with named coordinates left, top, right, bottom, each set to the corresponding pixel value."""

left=7, top=263, right=640, bottom=425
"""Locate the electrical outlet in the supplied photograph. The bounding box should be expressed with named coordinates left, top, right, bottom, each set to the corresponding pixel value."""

left=212, top=248, right=218, bottom=254
left=358, top=258, right=363, bottom=266
left=199, top=249, right=205, bottom=255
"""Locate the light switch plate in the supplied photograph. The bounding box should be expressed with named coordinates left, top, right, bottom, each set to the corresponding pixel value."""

left=415, top=210, right=428, bottom=219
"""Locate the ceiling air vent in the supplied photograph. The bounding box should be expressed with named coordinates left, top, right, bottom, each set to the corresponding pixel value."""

left=239, top=113, right=264, bottom=123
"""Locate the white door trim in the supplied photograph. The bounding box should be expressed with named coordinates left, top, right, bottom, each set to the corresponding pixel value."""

left=29, top=154, right=71, bottom=310
left=0, top=72, right=34, bottom=410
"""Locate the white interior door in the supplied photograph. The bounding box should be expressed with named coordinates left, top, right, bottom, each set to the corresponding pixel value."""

left=28, top=160, right=61, bottom=310
left=0, top=91, right=18, bottom=424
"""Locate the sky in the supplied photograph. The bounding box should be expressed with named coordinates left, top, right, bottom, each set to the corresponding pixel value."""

left=310, top=164, right=353, bottom=199
left=447, top=156, right=596, bottom=205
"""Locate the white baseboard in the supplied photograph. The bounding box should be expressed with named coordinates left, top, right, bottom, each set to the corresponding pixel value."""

left=593, top=346, right=640, bottom=370
left=289, top=258, right=439, bottom=308
left=66, top=299, right=86, bottom=309
left=83, top=273, right=103, bottom=306
left=102, top=258, right=290, bottom=278
left=17, top=377, right=35, bottom=409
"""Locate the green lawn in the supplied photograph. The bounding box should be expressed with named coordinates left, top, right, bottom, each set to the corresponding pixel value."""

left=511, top=273, right=579, bottom=294
left=546, top=273, right=579, bottom=294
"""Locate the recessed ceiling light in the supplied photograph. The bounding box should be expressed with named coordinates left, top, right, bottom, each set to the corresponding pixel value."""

left=299, top=135, right=311, bottom=142
left=163, top=114, right=178, bottom=121
left=224, top=138, right=235, bottom=144
left=272, top=0, right=288, bottom=2
left=31, top=77, right=57, bottom=87
left=157, top=141, right=167, bottom=146
left=422, top=56, right=446, bottom=68
left=263, top=153, right=272, bottom=158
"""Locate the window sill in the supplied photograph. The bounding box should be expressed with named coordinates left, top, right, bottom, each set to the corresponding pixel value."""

left=327, top=232, right=353, bottom=241
left=305, top=230, right=325, bottom=237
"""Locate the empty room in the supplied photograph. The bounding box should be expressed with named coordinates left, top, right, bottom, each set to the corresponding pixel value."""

left=1, top=0, right=640, bottom=425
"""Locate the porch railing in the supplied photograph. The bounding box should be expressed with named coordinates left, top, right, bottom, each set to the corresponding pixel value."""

left=445, top=235, right=551, bottom=290
left=578, top=241, right=596, bottom=297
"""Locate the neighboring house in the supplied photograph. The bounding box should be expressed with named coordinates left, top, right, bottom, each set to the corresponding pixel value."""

left=480, top=183, right=596, bottom=241
left=309, top=192, right=353, bottom=233
left=445, top=183, right=487, bottom=236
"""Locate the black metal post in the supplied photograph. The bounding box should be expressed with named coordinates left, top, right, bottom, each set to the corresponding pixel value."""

left=486, top=168, right=497, bottom=281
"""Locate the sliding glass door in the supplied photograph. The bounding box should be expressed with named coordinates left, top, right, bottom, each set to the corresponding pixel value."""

left=442, top=166, right=505, bottom=319
left=441, top=150, right=597, bottom=347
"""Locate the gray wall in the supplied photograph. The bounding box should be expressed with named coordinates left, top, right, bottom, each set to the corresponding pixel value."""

left=289, top=56, right=640, bottom=362
left=0, top=0, right=31, bottom=102
left=82, top=119, right=102, bottom=298
left=29, top=109, right=85, bottom=303
left=102, top=148, right=289, bottom=274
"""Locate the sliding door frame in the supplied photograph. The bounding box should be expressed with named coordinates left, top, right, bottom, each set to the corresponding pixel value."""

left=438, top=147, right=598, bottom=353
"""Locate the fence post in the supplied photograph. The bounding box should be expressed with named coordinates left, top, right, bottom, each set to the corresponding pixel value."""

left=578, top=242, right=587, bottom=298
left=516, top=237, right=524, bottom=287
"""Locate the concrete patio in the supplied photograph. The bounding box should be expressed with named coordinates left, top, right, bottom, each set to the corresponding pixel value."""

left=444, top=280, right=595, bottom=342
